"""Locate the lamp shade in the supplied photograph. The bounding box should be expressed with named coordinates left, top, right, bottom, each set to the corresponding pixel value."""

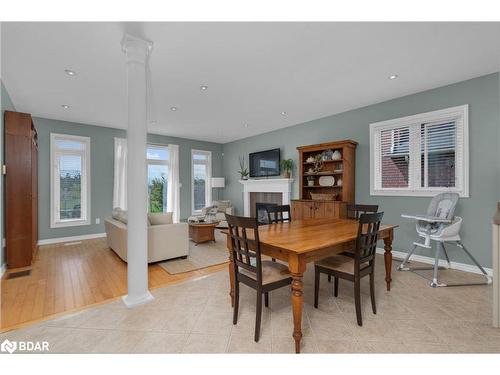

left=211, top=177, right=225, bottom=188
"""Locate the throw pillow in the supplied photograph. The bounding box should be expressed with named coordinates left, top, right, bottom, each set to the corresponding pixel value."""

left=216, top=200, right=231, bottom=213
left=148, top=212, right=173, bottom=225
left=112, top=208, right=128, bottom=224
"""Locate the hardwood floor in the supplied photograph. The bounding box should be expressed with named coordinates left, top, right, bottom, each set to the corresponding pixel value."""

left=0, top=238, right=227, bottom=331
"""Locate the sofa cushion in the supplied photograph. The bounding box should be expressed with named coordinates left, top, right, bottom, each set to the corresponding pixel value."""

left=214, top=200, right=231, bottom=213
left=112, top=207, right=128, bottom=224
left=148, top=212, right=173, bottom=225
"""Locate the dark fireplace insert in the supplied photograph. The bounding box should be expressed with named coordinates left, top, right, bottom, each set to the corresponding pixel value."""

left=255, top=202, right=278, bottom=225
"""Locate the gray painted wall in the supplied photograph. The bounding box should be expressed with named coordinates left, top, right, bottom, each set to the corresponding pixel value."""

left=34, top=117, right=223, bottom=240
left=1, top=80, right=16, bottom=268
left=222, top=73, right=500, bottom=268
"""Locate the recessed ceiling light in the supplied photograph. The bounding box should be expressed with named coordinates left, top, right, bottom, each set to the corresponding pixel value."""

left=243, top=124, right=249, bottom=128
left=64, top=69, right=76, bottom=76
left=281, top=111, right=287, bottom=116
left=388, top=74, right=398, bottom=80
left=170, top=106, right=178, bottom=111
left=61, top=104, right=70, bottom=109
left=200, top=85, right=208, bottom=91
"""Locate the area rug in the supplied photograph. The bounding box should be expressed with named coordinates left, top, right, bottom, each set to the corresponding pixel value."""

left=158, top=229, right=228, bottom=274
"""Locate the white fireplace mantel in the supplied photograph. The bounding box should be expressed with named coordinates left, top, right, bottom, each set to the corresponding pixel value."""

left=239, top=178, right=294, bottom=217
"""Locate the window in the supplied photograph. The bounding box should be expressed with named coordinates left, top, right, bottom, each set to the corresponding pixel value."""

left=51, top=134, right=91, bottom=227
left=147, top=144, right=169, bottom=213
left=191, top=150, right=212, bottom=214
left=370, top=105, right=468, bottom=197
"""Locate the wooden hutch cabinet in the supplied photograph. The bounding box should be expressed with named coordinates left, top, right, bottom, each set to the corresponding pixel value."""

left=4, top=110, right=38, bottom=269
left=291, top=140, right=357, bottom=220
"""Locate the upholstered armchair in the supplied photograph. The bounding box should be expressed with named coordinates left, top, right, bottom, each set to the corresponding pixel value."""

left=202, top=200, right=234, bottom=228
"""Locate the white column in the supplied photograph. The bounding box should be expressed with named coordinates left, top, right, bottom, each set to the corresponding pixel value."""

left=121, top=34, right=154, bottom=308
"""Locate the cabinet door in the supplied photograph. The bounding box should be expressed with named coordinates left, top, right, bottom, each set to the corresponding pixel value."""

left=303, top=201, right=315, bottom=219
left=313, top=202, right=325, bottom=219
left=323, top=202, right=337, bottom=218
left=291, top=201, right=302, bottom=220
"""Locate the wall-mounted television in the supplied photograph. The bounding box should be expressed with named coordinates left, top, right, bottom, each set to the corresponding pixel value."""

left=249, top=148, right=281, bottom=178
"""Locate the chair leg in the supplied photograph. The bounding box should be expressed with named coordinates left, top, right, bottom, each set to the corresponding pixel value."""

left=255, top=291, right=262, bottom=342
left=456, top=241, right=491, bottom=281
left=328, top=275, right=332, bottom=283
left=441, top=242, right=451, bottom=268
left=233, top=281, right=239, bottom=325
left=264, top=292, right=269, bottom=307
left=370, top=271, right=376, bottom=314
left=354, top=278, right=362, bottom=326
left=431, top=242, right=441, bottom=287
left=334, top=277, right=339, bottom=297
left=398, top=244, right=418, bottom=270
left=314, top=267, right=320, bottom=308
left=272, top=258, right=276, bottom=262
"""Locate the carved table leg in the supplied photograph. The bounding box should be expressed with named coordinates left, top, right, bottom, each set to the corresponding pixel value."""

left=383, top=232, right=393, bottom=291
left=288, top=255, right=306, bottom=354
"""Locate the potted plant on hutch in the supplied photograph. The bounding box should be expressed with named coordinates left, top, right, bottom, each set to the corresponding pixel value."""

left=281, top=158, right=293, bottom=179
left=238, top=155, right=249, bottom=180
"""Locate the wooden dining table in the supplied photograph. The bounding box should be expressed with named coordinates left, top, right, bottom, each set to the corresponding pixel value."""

left=224, top=218, right=398, bottom=353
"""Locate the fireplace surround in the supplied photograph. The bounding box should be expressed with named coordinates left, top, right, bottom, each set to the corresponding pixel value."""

left=239, top=178, right=293, bottom=217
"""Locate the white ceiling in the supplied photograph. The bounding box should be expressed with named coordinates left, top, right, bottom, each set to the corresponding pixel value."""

left=2, top=22, right=499, bottom=143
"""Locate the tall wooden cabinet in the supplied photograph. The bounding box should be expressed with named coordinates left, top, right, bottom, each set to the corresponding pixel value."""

left=4, top=110, right=38, bottom=269
left=291, top=140, right=357, bottom=220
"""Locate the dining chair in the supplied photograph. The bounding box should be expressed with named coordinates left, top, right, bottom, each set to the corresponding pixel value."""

left=314, top=211, right=384, bottom=326
left=265, top=204, right=292, bottom=224
left=265, top=204, right=292, bottom=262
left=327, top=203, right=379, bottom=283
left=226, top=214, right=292, bottom=342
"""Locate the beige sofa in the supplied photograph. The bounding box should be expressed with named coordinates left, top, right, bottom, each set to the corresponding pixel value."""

left=104, top=216, right=189, bottom=263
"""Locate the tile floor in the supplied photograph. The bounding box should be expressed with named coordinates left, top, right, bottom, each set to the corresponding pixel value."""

left=1, top=255, right=499, bottom=354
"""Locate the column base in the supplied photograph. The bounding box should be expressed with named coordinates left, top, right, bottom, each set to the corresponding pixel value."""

left=122, top=291, right=155, bottom=308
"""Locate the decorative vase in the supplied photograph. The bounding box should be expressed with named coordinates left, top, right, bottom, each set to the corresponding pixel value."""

left=332, top=150, right=342, bottom=161
left=284, top=171, right=291, bottom=179
left=322, top=149, right=334, bottom=161
left=308, top=167, right=314, bottom=174
left=306, top=156, right=315, bottom=163
left=336, top=177, right=343, bottom=187
left=307, top=179, right=315, bottom=187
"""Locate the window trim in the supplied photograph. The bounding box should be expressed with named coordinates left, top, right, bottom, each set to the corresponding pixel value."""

left=191, top=149, right=212, bottom=215
left=50, top=133, right=91, bottom=228
left=369, top=105, right=469, bottom=197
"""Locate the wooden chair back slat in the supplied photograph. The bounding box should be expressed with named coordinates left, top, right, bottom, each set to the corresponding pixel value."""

left=226, top=214, right=262, bottom=282
left=355, top=212, right=383, bottom=264
left=347, top=204, right=379, bottom=220
left=265, top=204, right=292, bottom=224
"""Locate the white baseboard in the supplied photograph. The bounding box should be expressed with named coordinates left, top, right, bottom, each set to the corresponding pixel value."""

left=38, top=233, right=107, bottom=246
left=377, top=248, right=493, bottom=276
left=0, top=263, right=6, bottom=279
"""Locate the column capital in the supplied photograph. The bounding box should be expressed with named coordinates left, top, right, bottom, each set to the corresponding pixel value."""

left=121, top=34, right=153, bottom=63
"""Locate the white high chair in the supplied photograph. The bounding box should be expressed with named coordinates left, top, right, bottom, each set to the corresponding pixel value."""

left=399, top=192, right=491, bottom=287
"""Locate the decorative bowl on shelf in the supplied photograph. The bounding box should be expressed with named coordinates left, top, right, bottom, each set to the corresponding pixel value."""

left=331, top=150, right=342, bottom=161
left=318, top=176, right=335, bottom=186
